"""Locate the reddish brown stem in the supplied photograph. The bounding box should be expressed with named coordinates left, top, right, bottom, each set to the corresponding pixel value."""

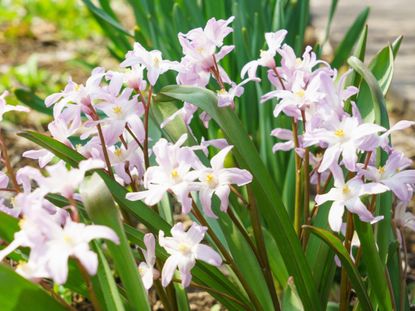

left=0, top=129, right=20, bottom=192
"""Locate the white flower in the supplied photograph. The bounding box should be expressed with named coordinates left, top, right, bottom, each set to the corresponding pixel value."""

left=159, top=222, right=222, bottom=287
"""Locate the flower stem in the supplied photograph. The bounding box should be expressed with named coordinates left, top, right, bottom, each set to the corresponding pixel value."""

left=339, top=212, right=354, bottom=311
left=247, top=185, right=281, bottom=311
left=292, top=119, right=302, bottom=235
left=96, top=123, right=114, bottom=179
left=142, top=86, right=152, bottom=169
left=0, top=129, right=20, bottom=192
left=300, top=110, right=310, bottom=248
left=76, top=259, right=102, bottom=311
left=399, top=227, right=408, bottom=310
left=191, top=202, right=262, bottom=310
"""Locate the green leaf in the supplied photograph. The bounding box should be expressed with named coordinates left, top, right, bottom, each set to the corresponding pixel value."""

left=0, top=264, right=69, bottom=311
left=303, top=226, right=373, bottom=311
left=331, top=7, right=369, bottom=68
left=14, top=89, right=52, bottom=116
left=158, top=85, right=322, bottom=311
left=347, top=56, right=386, bottom=124
left=0, top=210, right=19, bottom=242
left=82, top=0, right=133, bottom=37
left=80, top=174, right=150, bottom=311
left=353, top=218, right=394, bottom=310
left=91, top=242, right=125, bottom=311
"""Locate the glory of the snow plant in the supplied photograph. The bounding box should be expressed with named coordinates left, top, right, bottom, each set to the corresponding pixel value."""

left=0, top=12, right=414, bottom=311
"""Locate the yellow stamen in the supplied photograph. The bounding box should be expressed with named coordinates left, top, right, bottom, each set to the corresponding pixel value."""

left=18, top=217, right=26, bottom=228
left=112, top=106, right=122, bottom=114
left=114, top=149, right=122, bottom=158
left=295, top=58, right=303, bottom=65
left=63, top=234, right=74, bottom=245
left=378, top=166, right=385, bottom=175
left=153, top=57, right=160, bottom=67
left=170, top=169, right=181, bottom=182
left=295, top=89, right=305, bottom=98
left=178, top=243, right=191, bottom=255
left=217, top=89, right=227, bottom=95
left=335, top=129, right=345, bottom=138
left=342, top=185, right=350, bottom=194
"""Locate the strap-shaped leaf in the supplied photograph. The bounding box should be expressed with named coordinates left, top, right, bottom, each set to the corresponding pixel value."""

left=15, top=89, right=53, bottom=116
left=82, top=0, right=132, bottom=37
left=158, top=85, right=322, bottom=311
left=80, top=174, right=150, bottom=310
left=353, top=218, right=394, bottom=310
left=331, top=7, right=369, bottom=68
left=0, top=264, right=70, bottom=311
left=303, top=226, right=373, bottom=311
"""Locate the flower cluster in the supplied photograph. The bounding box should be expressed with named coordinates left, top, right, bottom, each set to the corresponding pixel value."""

left=0, top=15, right=414, bottom=298
left=249, top=30, right=415, bottom=233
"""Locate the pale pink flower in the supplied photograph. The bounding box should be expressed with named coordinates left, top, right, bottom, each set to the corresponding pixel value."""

left=0, top=91, right=29, bottom=120
left=23, top=149, right=54, bottom=168
left=43, top=218, right=119, bottom=284
left=217, top=77, right=260, bottom=108
left=45, top=68, right=105, bottom=123
left=188, top=146, right=252, bottom=218
left=41, top=159, right=105, bottom=198
left=159, top=222, right=222, bottom=287
left=261, top=71, right=324, bottom=119
left=361, top=151, right=415, bottom=201
left=138, top=233, right=159, bottom=290
left=178, top=16, right=235, bottom=71
left=108, top=141, right=145, bottom=185
left=241, top=30, right=287, bottom=78
left=0, top=172, right=9, bottom=188
left=126, top=135, right=201, bottom=213
left=315, top=165, right=388, bottom=232
left=304, top=116, right=385, bottom=172
left=121, top=42, right=178, bottom=85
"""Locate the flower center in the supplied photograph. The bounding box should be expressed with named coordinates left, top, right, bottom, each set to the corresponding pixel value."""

left=342, top=185, right=351, bottom=194
left=153, top=57, right=161, bottom=67
left=205, top=173, right=218, bottom=188
left=217, top=89, right=227, bottom=95
left=170, top=169, right=181, bottom=182
left=335, top=129, right=345, bottom=138
left=295, top=58, right=303, bottom=66
left=196, top=47, right=205, bottom=54
left=178, top=243, right=192, bottom=255
left=114, top=149, right=123, bottom=158
left=63, top=234, right=75, bottom=246
left=378, top=166, right=385, bottom=175
left=295, top=89, right=305, bottom=98
left=112, top=106, right=122, bottom=114
left=138, top=266, right=144, bottom=276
